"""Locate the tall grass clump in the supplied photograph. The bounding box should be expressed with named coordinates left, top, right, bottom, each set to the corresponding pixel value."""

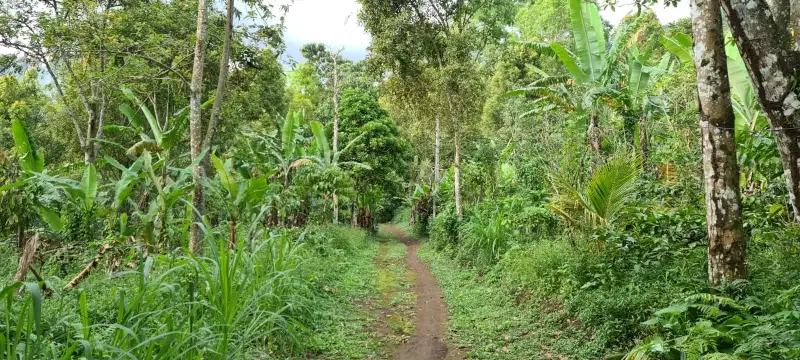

left=0, top=217, right=315, bottom=358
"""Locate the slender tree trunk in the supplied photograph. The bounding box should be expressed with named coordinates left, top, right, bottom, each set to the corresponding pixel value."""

left=454, top=130, right=463, bottom=220
left=202, top=0, right=235, bottom=155
left=189, top=0, right=209, bottom=254
left=588, top=110, right=601, bottom=153
left=433, top=116, right=441, bottom=216
left=721, top=0, right=800, bottom=222
left=83, top=101, right=97, bottom=164
left=332, top=54, right=340, bottom=224
left=692, top=0, right=747, bottom=285
left=351, top=198, right=358, bottom=226
left=229, top=215, right=236, bottom=248
left=638, top=114, right=648, bottom=168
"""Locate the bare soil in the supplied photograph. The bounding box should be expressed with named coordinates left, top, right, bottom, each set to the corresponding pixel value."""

left=383, top=225, right=463, bottom=360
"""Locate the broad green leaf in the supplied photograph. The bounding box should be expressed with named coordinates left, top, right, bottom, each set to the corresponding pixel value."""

left=659, top=34, right=693, bottom=63
left=212, top=154, right=237, bottom=195
left=282, top=110, right=299, bottom=159
left=11, top=119, right=44, bottom=173
left=162, top=97, right=213, bottom=150
left=551, top=43, right=590, bottom=83
left=628, top=60, right=650, bottom=97
left=112, top=157, right=144, bottom=210
left=118, top=103, right=144, bottom=127
left=310, top=121, right=331, bottom=164
left=121, top=87, right=163, bottom=145
left=570, top=0, right=606, bottom=81
left=726, top=39, right=753, bottom=104
left=81, top=164, right=98, bottom=210
left=36, top=206, right=63, bottom=231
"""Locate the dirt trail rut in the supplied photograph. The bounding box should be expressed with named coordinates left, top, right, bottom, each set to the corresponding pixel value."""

left=384, top=225, right=461, bottom=360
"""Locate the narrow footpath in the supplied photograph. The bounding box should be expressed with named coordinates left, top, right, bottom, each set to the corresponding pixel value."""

left=382, top=225, right=461, bottom=360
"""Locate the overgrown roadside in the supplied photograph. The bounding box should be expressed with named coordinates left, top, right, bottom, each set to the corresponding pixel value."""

left=298, top=231, right=384, bottom=359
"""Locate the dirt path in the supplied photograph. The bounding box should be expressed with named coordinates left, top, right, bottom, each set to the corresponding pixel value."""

left=383, top=225, right=461, bottom=360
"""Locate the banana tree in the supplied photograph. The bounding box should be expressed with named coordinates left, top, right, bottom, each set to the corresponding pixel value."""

left=4, top=120, right=60, bottom=244
left=618, top=48, right=671, bottom=166
left=510, top=0, right=643, bottom=152
left=207, top=153, right=272, bottom=247
left=230, top=109, right=310, bottom=226
left=118, top=87, right=212, bottom=156
left=307, top=120, right=369, bottom=223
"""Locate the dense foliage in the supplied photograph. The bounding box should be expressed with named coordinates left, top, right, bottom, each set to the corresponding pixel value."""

left=2, top=0, right=800, bottom=358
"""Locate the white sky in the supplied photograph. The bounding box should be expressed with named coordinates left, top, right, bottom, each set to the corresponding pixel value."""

left=279, top=0, right=371, bottom=66
left=278, top=0, right=692, bottom=66
left=601, top=0, right=690, bottom=26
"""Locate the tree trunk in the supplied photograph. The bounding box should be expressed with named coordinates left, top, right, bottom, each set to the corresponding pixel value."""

left=351, top=198, right=358, bottom=227
left=13, top=233, right=40, bottom=283
left=202, top=0, right=235, bottom=156
left=721, top=0, right=800, bottom=222
left=588, top=110, right=601, bottom=153
left=433, top=116, right=440, bottom=216
left=454, top=130, right=463, bottom=220
left=84, top=102, right=97, bottom=164
left=189, top=0, right=209, bottom=255
left=638, top=114, right=648, bottom=168
left=767, top=0, right=791, bottom=45
left=229, top=216, right=236, bottom=249
left=692, top=0, right=748, bottom=285
left=332, top=53, right=340, bottom=224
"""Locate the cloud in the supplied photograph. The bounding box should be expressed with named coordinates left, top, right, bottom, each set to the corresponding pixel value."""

left=280, top=0, right=371, bottom=65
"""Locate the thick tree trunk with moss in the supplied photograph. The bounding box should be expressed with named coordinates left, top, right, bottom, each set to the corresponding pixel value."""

left=189, top=0, right=208, bottom=254
left=721, top=0, right=800, bottom=222
left=692, top=0, right=748, bottom=285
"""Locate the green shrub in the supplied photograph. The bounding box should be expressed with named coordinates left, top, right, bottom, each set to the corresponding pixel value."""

left=458, top=212, right=512, bottom=268
left=624, top=285, right=800, bottom=359
left=429, top=204, right=460, bottom=251
left=495, top=240, right=578, bottom=298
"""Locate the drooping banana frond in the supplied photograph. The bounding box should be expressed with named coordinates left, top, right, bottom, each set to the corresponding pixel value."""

left=520, top=41, right=557, bottom=57
left=659, top=33, right=693, bottom=64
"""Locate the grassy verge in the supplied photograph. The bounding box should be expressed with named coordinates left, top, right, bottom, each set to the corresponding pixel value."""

left=301, top=226, right=416, bottom=359
left=418, top=243, right=598, bottom=359
left=300, top=232, right=383, bottom=359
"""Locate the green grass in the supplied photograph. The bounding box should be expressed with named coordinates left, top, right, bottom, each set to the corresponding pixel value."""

left=418, top=243, right=599, bottom=359
left=299, top=236, right=384, bottom=359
